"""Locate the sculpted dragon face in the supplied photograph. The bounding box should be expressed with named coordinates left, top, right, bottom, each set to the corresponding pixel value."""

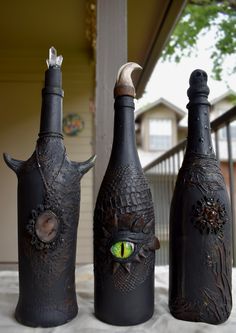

left=95, top=209, right=159, bottom=293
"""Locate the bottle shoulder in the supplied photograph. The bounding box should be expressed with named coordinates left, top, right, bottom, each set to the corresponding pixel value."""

left=17, top=138, right=74, bottom=177
left=176, top=152, right=226, bottom=194
left=95, top=163, right=152, bottom=206
left=101, top=163, right=146, bottom=187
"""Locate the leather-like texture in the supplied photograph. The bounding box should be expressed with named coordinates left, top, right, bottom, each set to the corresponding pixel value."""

left=169, top=70, right=232, bottom=324
left=94, top=96, right=159, bottom=325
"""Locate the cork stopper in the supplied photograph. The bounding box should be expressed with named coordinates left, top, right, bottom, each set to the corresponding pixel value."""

left=187, top=69, right=210, bottom=108
left=114, top=62, right=142, bottom=98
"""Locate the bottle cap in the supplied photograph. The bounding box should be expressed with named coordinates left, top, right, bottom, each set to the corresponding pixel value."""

left=187, top=69, right=210, bottom=107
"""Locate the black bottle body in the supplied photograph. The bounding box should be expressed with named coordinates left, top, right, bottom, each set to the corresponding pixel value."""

left=94, top=96, right=159, bottom=325
left=14, top=138, right=80, bottom=327
left=4, top=62, right=94, bottom=327
left=169, top=70, right=232, bottom=324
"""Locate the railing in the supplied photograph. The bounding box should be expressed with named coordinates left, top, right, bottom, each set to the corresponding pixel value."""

left=144, top=105, right=236, bottom=266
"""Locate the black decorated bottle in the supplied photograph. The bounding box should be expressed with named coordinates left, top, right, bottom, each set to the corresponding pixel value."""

left=94, top=62, right=160, bottom=326
left=3, top=47, right=95, bottom=327
left=169, top=69, right=232, bottom=324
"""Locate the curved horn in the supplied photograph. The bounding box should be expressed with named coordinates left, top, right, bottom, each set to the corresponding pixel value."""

left=114, top=62, right=142, bottom=98
left=3, top=153, right=24, bottom=175
left=79, top=154, right=96, bottom=176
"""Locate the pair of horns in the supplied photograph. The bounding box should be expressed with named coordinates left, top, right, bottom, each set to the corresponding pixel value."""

left=3, top=153, right=96, bottom=176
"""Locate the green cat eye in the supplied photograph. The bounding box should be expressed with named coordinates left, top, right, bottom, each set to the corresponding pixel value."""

left=110, top=241, right=134, bottom=259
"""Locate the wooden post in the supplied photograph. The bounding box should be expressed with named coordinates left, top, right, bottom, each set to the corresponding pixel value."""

left=95, top=0, right=127, bottom=198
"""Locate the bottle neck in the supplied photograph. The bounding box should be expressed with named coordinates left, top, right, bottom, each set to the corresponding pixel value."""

left=108, top=96, right=141, bottom=168
left=39, top=66, right=64, bottom=138
left=186, top=103, right=215, bottom=157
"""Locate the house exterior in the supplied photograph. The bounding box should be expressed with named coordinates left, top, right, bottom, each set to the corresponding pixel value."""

left=210, top=91, right=236, bottom=197
left=211, top=91, right=236, bottom=159
left=136, top=90, right=236, bottom=168
left=138, top=91, right=236, bottom=265
left=211, top=90, right=236, bottom=119
left=0, top=0, right=187, bottom=264
left=135, top=97, right=186, bottom=167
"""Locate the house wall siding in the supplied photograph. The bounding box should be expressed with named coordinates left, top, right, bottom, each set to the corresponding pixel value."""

left=211, top=99, right=235, bottom=120
left=178, top=127, right=187, bottom=142
left=0, top=52, right=94, bottom=263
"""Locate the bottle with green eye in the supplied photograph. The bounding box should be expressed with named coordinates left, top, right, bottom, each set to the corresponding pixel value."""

left=94, top=63, right=160, bottom=326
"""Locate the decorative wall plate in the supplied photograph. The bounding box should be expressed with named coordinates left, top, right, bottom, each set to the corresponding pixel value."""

left=63, top=113, right=84, bottom=136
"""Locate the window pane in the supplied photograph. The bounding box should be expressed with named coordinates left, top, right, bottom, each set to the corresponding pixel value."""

left=149, top=119, right=172, bottom=151
left=149, top=135, right=172, bottom=150
left=149, top=119, right=172, bottom=135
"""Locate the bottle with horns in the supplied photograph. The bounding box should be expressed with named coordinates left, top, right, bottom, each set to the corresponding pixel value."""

left=94, top=62, right=160, bottom=326
left=169, top=69, right=232, bottom=324
left=3, top=47, right=95, bottom=327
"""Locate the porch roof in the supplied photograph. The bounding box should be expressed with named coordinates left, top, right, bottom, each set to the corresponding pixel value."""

left=0, top=0, right=187, bottom=96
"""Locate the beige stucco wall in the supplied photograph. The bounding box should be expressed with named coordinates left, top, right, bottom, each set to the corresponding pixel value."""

left=0, top=52, right=94, bottom=263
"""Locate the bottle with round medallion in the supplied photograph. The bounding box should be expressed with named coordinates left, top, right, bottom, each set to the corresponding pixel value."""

left=169, top=69, right=232, bottom=324
left=94, top=63, right=160, bottom=326
left=3, top=47, right=95, bottom=327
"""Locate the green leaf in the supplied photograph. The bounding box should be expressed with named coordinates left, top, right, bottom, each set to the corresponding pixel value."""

left=161, top=1, right=236, bottom=80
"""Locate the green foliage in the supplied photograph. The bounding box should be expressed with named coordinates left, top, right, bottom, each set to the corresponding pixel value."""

left=228, top=93, right=236, bottom=105
left=162, top=0, right=236, bottom=80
